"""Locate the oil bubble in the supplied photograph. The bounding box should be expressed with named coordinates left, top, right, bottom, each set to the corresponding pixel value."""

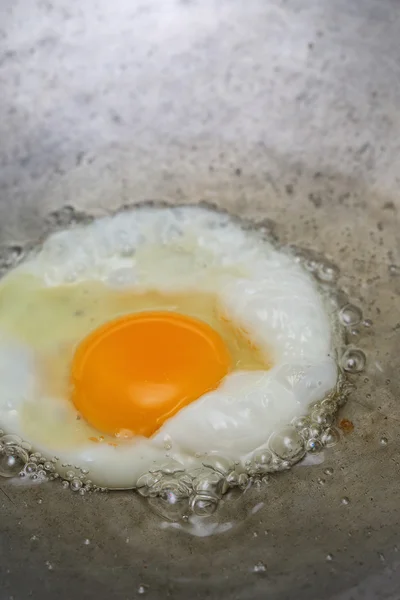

left=190, top=494, right=218, bottom=516
left=339, top=304, right=363, bottom=326
left=202, top=456, right=234, bottom=476
left=251, top=449, right=273, bottom=474
left=252, top=561, right=267, bottom=573
left=1, top=434, right=22, bottom=447
left=311, top=408, right=334, bottom=427
left=306, top=439, right=323, bottom=453
left=321, top=427, right=341, bottom=447
left=0, top=445, right=28, bottom=477
left=70, top=479, right=82, bottom=491
left=137, top=584, right=148, bottom=595
left=226, top=471, right=239, bottom=487
left=268, top=427, right=305, bottom=462
left=25, top=462, right=37, bottom=474
left=292, top=416, right=310, bottom=430
left=316, top=262, right=339, bottom=283
left=309, top=424, right=323, bottom=438
left=341, top=348, right=366, bottom=373
left=238, top=473, right=249, bottom=489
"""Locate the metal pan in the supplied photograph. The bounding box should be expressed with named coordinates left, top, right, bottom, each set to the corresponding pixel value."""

left=0, top=1, right=399, bottom=598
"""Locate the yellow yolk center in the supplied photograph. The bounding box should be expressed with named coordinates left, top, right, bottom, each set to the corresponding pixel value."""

left=71, top=311, right=231, bottom=437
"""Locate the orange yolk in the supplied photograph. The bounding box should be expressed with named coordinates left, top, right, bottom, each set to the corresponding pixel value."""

left=70, top=311, right=231, bottom=437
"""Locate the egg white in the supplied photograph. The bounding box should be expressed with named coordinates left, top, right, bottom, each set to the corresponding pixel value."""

left=0, top=206, right=338, bottom=488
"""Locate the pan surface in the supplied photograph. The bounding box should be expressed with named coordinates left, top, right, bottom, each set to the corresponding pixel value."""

left=0, top=1, right=399, bottom=599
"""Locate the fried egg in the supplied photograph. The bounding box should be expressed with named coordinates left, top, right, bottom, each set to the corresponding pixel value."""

left=0, top=206, right=338, bottom=488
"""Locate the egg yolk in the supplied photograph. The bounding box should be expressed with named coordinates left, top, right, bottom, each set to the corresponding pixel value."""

left=71, top=311, right=231, bottom=437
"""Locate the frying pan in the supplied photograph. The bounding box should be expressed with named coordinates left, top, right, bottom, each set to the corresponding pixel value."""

left=1, top=1, right=399, bottom=598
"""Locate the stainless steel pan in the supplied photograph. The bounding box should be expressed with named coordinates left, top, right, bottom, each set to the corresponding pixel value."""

left=1, top=1, right=399, bottom=598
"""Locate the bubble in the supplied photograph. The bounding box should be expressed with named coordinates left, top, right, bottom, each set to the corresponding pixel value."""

left=339, top=304, right=363, bottom=326
left=326, top=553, right=333, bottom=561
left=306, top=439, right=323, bottom=454
left=321, top=427, right=341, bottom=447
left=317, top=478, right=326, bottom=485
left=238, top=473, right=249, bottom=489
left=341, top=348, right=366, bottom=373
left=316, top=262, right=339, bottom=283
left=324, top=467, right=334, bottom=476
left=311, top=408, right=334, bottom=427
left=268, top=427, right=305, bottom=462
left=0, top=445, right=28, bottom=477
left=202, top=456, right=234, bottom=476
left=252, top=561, right=267, bottom=573
left=151, top=460, right=185, bottom=475
left=380, top=436, right=388, bottom=446
left=299, top=426, right=311, bottom=441
left=193, top=471, right=226, bottom=498
left=250, top=449, right=273, bottom=475
left=341, top=496, right=350, bottom=505
left=137, top=584, right=148, bottom=595
left=65, top=470, right=76, bottom=480
left=226, top=471, right=239, bottom=487
left=69, top=477, right=82, bottom=492
left=83, top=539, right=91, bottom=545
left=190, top=494, right=218, bottom=516
left=321, top=398, right=337, bottom=412
left=363, top=318, right=373, bottom=327
left=309, top=424, right=322, bottom=438
left=45, top=561, right=53, bottom=571
left=25, top=462, right=37, bottom=474
left=62, top=480, right=70, bottom=489
left=1, top=434, right=22, bottom=447
left=292, top=416, right=310, bottom=430
left=43, top=461, right=55, bottom=472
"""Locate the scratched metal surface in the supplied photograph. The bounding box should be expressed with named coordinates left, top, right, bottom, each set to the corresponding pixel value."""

left=0, top=1, right=399, bottom=599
